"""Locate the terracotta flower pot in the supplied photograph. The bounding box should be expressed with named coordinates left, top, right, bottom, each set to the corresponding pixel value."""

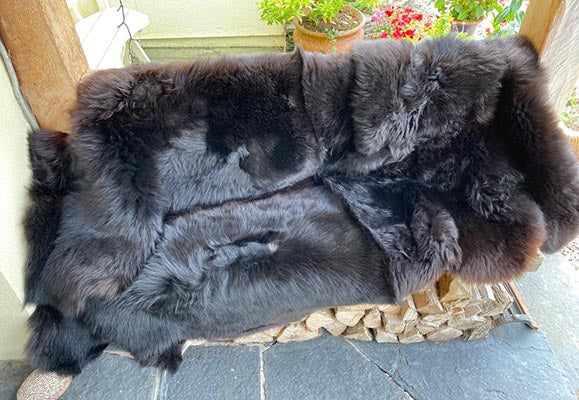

left=451, top=17, right=484, bottom=36
left=293, top=5, right=365, bottom=53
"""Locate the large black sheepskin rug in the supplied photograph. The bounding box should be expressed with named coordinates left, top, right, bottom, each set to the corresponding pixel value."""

left=23, top=36, right=578, bottom=374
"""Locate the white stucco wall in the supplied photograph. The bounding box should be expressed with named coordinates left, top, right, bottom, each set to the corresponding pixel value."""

left=0, top=275, right=29, bottom=360
left=0, top=57, right=33, bottom=359
left=103, top=0, right=284, bottom=48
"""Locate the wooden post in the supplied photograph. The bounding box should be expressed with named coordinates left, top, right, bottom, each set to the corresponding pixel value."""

left=519, top=0, right=564, bottom=54
left=520, top=0, right=579, bottom=114
left=0, top=0, right=88, bottom=133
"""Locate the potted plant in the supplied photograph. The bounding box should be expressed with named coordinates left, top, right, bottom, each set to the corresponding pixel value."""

left=259, top=0, right=377, bottom=53
left=434, top=0, right=499, bottom=35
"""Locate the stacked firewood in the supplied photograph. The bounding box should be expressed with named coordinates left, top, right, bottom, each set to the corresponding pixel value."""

left=228, top=275, right=514, bottom=345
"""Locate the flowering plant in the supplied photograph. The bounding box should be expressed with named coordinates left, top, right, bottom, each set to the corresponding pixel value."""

left=371, top=6, right=426, bottom=41
left=371, top=6, right=452, bottom=42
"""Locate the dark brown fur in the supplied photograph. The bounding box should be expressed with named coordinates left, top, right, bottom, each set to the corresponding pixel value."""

left=23, top=36, right=579, bottom=374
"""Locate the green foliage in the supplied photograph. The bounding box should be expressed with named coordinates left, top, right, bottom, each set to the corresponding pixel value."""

left=259, top=0, right=313, bottom=25
left=490, top=0, right=525, bottom=37
left=310, top=0, right=345, bottom=22
left=561, top=91, right=579, bottom=130
left=258, top=0, right=378, bottom=25
left=434, top=0, right=499, bottom=22
left=425, top=12, right=453, bottom=37
left=423, top=13, right=469, bottom=39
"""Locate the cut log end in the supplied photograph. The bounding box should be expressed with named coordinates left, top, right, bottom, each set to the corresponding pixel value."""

left=224, top=277, right=513, bottom=346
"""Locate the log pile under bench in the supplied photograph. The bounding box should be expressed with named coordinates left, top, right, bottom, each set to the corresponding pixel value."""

left=184, top=275, right=519, bottom=347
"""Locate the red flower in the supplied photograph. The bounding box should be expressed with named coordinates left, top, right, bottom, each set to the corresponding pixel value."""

left=485, top=28, right=491, bottom=35
left=393, top=27, right=403, bottom=39
left=370, top=5, right=433, bottom=43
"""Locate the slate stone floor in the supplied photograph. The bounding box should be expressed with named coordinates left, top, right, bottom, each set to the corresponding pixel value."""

left=1, top=254, right=577, bottom=400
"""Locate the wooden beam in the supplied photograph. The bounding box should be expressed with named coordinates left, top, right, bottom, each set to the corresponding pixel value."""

left=0, top=0, right=88, bottom=133
left=519, top=0, right=564, bottom=54
left=520, top=0, right=579, bottom=113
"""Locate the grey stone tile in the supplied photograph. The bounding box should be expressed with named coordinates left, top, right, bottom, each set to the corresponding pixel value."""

left=60, top=354, right=158, bottom=400
left=264, top=335, right=408, bottom=400
left=0, top=360, right=33, bottom=400
left=355, top=324, right=576, bottom=400
left=163, top=345, right=259, bottom=400
left=516, top=253, right=579, bottom=390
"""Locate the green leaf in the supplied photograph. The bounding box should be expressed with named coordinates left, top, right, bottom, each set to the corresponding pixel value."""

left=491, top=3, right=503, bottom=12
left=493, top=8, right=510, bottom=25
left=511, top=0, right=523, bottom=10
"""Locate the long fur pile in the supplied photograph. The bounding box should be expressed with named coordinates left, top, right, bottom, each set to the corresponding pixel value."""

left=23, top=36, right=579, bottom=374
